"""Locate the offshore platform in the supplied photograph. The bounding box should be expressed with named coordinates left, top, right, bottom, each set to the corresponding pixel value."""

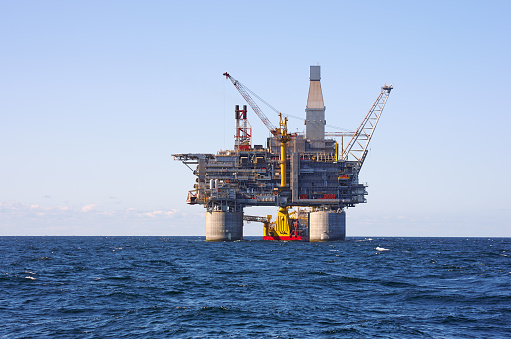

left=173, top=66, right=392, bottom=241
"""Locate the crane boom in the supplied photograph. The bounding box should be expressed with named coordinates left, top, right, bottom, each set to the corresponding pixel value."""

left=223, top=72, right=277, bottom=134
left=244, top=214, right=273, bottom=238
left=324, top=132, right=356, bottom=137
left=342, top=84, right=393, bottom=171
left=244, top=215, right=272, bottom=223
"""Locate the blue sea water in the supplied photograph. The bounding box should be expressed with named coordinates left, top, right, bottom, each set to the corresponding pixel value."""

left=0, top=237, right=510, bottom=338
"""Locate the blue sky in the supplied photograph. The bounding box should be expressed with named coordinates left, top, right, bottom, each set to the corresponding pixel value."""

left=1, top=1, right=509, bottom=236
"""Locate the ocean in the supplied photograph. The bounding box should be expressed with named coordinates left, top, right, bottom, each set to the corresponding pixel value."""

left=1, top=236, right=510, bottom=338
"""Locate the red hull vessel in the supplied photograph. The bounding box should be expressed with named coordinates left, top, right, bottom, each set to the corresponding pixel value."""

left=263, top=233, right=309, bottom=241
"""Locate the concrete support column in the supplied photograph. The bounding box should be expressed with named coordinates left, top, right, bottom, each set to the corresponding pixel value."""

left=309, top=210, right=346, bottom=241
left=206, top=211, right=243, bottom=241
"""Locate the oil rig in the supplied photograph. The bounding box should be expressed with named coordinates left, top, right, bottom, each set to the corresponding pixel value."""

left=173, top=66, right=392, bottom=241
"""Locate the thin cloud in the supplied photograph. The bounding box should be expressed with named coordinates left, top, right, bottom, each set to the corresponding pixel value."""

left=1, top=200, right=186, bottom=220
left=0, top=200, right=201, bottom=235
left=0, top=201, right=72, bottom=218
left=135, top=209, right=179, bottom=218
left=81, top=204, right=97, bottom=213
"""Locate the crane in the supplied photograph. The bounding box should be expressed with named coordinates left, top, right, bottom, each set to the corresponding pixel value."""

left=243, top=215, right=273, bottom=237
left=223, top=73, right=278, bottom=135
left=223, top=72, right=292, bottom=189
left=224, top=72, right=295, bottom=239
left=341, top=84, right=393, bottom=172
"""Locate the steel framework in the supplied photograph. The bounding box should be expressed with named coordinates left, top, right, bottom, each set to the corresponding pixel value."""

left=341, top=84, right=393, bottom=171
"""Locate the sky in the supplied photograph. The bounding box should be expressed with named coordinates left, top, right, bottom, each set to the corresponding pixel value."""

left=1, top=0, right=510, bottom=236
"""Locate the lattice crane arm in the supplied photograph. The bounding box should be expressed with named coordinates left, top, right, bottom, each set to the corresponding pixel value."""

left=223, top=72, right=278, bottom=134
left=341, top=84, right=393, bottom=171
left=324, top=132, right=356, bottom=137
left=244, top=215, right=272, bottom=223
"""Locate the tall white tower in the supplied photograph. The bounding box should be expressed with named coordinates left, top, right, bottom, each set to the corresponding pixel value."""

left=305, top=66, right=326, bottom=140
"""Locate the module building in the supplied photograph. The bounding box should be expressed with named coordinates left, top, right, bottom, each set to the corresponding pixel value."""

left=173, top=66, right=392, bottom=241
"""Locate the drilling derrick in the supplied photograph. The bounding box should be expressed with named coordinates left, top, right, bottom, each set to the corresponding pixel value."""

left=235, top=105, right=251, bottom=151
left=173, top=66, right=393, bottom=241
